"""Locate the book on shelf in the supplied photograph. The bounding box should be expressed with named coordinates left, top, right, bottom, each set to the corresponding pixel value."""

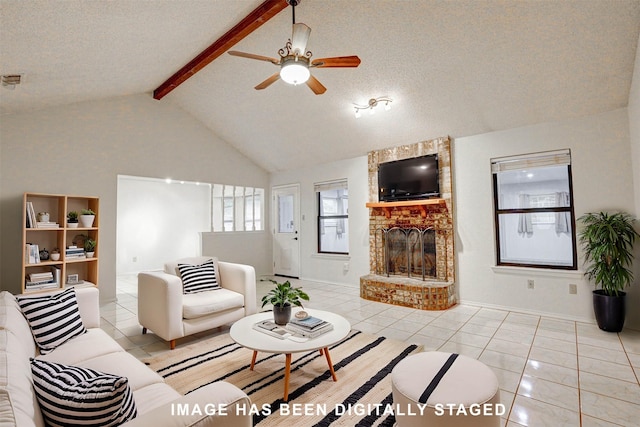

left=25, top=281, right=58, bottom=291
left=65, top=254, right=86, bottom=259
left=50, top=266, right=61, bottom=287
left=26, top=202, right=36, bottom=228
left=252, top=320, right=291, bottom=339
left=65, top=247, right=86, bottom=259
left=25, top=244, right=40, bottom=264
left=35, top=222, right=60, bottom=228
left=29, top=272, right=53, bottom=282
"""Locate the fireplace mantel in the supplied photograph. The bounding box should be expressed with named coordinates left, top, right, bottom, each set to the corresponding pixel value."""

left=366, top=199, right=446, bottom=218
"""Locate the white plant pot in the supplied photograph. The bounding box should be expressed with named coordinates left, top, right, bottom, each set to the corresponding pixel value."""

left=79, top=215, right=95, bottom=228
left=85, top=251, right=95, bottom=258
left=67, top=222, right=79, bottom=228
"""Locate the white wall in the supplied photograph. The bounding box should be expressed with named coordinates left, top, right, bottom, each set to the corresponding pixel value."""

left=116, top=176, right=211, bottom=274
left=270, top=156, right=369, bottom=287
left=631, top=33, right=640, bottom=224
left=201, top=231, right=271, bottom=277
left=454, top=108, right=637, bottom=325
left=0, top=94, right=270, bottom=302
left=628, top=33, right=640, bottom=329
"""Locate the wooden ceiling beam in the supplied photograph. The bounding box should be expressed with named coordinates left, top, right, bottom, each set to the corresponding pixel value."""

left=153, top=0, right=288, bottom=100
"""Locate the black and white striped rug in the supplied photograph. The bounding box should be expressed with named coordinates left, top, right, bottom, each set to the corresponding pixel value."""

left=144, top=330, right=423, bottom=426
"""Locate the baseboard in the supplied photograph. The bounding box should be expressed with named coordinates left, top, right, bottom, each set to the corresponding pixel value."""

left=459, top=299, right=595, bottom=324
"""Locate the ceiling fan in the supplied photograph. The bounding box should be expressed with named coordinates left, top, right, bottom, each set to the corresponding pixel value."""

left=228, top=0, right=361, bottom=95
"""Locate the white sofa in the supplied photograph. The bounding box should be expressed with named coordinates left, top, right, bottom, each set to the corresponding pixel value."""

left=0, top=286, right=251, bottom=427
left=138, top=257, right=257, bottom=350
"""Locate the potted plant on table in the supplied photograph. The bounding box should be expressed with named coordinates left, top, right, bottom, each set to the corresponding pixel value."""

left=578, top=211, right=639, bottom=332
left=79, top=209, right=96, bottom=228
left=67, top=211, right=79, bottom=228
left=261, top=279, right=309, bottom=325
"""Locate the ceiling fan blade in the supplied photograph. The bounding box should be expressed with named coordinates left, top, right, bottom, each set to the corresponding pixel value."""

left=255, top=73, right=280, bottom=90
left=291, top=23, right=311, bottom=55
left=228, top=51, right=280, bottom=64
left=306, top=75, right=326, bottom=95
left=311, top=56, right=361, bottom=68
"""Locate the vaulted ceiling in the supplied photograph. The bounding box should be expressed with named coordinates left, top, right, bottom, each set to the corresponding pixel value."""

left=1, top=1, right=639, bottom=172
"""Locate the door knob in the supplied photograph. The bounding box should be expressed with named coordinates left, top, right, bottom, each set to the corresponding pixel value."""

left=293, top=237, right=298, bottom=240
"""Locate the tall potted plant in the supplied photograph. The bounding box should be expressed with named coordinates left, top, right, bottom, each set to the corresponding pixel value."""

left=261, top=279, right=309, bottom=325
left=578, top=211, right=639, bottom=332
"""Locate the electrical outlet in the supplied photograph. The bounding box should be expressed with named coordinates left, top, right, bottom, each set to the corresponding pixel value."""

left=569, top=284, right=577, bottom=294
left=527, top=279, right=534, bottom=290
left=132, top=256, right=137, bottom=262
left=343, top=262, right=350, bottom=272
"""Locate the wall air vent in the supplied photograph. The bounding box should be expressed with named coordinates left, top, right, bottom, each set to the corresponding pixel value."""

left=1, top=74, right=23, bottom=89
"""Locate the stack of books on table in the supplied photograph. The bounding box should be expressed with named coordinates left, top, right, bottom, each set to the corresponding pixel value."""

left=65, top=246, right=86, bottom=259
left=25, top=268, right=59, bottom=291
left=252, top=320, right=291, bottom=339
left=286, top=315, right=333, bottom=338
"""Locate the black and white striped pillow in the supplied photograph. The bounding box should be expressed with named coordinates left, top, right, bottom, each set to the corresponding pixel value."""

left=177, top=259, right=221, bottom=294
left=30, top=359, right=137, bottom=427
left=17, top=288, right=87, bottom=354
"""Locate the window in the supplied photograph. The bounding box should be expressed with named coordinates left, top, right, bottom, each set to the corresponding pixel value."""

left=212, top=184, right=264, bottom=232
left=491, top=150, right=577, bottom=269
left=315, top=180, right=349, bottom=254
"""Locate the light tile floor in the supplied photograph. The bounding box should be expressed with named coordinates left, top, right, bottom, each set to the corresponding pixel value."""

left=103, top=275, right=640, bottom=426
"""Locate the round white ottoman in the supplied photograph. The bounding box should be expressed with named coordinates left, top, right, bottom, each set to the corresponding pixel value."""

left=391, top=351, right=501, bottom=427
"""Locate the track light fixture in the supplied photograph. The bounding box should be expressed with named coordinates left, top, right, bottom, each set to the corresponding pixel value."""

left=353, top=97, right=392, bottom=118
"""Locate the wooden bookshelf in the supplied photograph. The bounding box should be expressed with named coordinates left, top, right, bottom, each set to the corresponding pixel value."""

left=22, top=193, right=99, bottom=294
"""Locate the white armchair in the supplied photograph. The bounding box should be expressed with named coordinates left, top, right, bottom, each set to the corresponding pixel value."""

left=138, top=256, right=257, bottom=349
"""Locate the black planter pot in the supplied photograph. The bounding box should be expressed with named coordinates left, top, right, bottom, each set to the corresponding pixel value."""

left=593, top=290, right=626, bottom=332
left=273, top=304, right=292, bottom=325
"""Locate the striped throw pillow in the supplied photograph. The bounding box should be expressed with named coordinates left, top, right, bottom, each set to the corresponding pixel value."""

left=177, top=259, right=221, bottom=294
left=30, top=359, right=137, bottom=427
left=17, top=288, right=86, bottom=354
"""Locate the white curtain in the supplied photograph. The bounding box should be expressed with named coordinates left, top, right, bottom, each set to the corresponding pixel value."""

left=555, top=192, right=571, bottom=234
left=518, top=194, right=533, bottom=235
left=336, top=190, right=345, bottom=239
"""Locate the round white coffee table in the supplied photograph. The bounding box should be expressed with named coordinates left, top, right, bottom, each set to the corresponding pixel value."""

left=230, top=308, right=351, bottom=401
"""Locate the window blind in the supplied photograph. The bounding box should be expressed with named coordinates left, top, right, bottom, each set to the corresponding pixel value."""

left=491, top=149, right=571, bottom=173
left=314, top=179, right=348, bottom=192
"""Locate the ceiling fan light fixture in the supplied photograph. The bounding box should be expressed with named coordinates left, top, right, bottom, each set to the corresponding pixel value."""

left=280, top=57, right=310, bottom=85
left=291, top=23, right=311, bottom=55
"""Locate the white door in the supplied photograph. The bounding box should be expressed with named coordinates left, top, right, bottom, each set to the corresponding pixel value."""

left=272, top=184, right=300, bottom=278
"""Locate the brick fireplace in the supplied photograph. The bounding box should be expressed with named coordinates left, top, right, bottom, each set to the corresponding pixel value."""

left=360, top=137, right=457, bottom=310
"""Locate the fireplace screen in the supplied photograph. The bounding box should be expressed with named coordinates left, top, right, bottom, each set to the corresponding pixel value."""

left=377, top=227, right=436, bottom=280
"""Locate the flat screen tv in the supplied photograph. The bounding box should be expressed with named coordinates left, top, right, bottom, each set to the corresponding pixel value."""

left=378, top=154, right=439, bottom=201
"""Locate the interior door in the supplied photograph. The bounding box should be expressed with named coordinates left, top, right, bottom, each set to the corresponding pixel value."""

left=272, top=184, right=300, bottom=278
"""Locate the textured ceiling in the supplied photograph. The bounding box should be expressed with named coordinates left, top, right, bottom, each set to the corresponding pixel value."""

left=1, top=0, right=639, bottom=172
